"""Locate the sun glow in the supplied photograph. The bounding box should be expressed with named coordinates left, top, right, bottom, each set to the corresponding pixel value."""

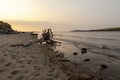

left=0, top=0, right=120, bottom=31
left=0, top=0, right=42, bottom=21
left=11, top=24, right=43, bottom=32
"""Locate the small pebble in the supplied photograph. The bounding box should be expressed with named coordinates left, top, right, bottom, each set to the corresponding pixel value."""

left=11, top=71, right=19, bottom=75
left=73, top=52, right=78, bottom=55
left=100, top=64, right=108, bottom=71
left=81, top=48, right=87, bottom=54
left=84, top=59, right=90, bottom=62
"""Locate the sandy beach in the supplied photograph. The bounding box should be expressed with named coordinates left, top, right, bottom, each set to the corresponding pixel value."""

left=0, top=0, right=120, bottom=79
left=0, top=33, right=68, bottom=80
left=0, top=32, right=118, bottom=80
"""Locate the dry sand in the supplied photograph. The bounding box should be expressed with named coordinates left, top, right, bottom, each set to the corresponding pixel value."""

left=0, top=33, right=67, bottom=80
left=0, top=33, right=104, bottom=80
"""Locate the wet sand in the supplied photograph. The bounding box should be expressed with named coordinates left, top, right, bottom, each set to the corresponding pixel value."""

left=0, top=33, right=115, bottom=80
left=55, top=40, right=120, bottom=80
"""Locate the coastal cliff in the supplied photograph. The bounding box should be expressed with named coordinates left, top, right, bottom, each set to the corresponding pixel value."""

left=0, top=21, right=14, bottom=34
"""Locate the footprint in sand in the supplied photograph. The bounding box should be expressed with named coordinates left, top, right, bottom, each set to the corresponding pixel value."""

left=8, top=75, right=13, bottom=79
left=0, top=69, right=5, bottom=73
left=17, top=60, right=23, bottom=63
left=34, top=66, right=41, bottom=70
left=47, top=73, right=53, bottom=77
left=16, top=75, right=24, bottom=80
left=5, top=62, right=12, bottom=67
left=11, top=55, right=16, bottom=59
left=46, top=77, right=54, bottom=80
left=0, top=59, right=5, bottom=62
left=19, top=65, right=25, bottom=68
left=3, top=54, right=8, bottom=56
left=22, top=56, right=26, bottom=58
left=26, top=60, right=32, bottom=64
left=11, top=70, right=19, bottom=75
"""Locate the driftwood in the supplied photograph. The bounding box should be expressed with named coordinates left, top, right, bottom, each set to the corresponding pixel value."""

left=38, top=29, right=61, bottom=44
left=10, top=42, right=32, bottom=47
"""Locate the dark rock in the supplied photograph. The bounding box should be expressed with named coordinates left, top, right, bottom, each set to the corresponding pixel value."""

left=100, top=64, right=108, bottom=71
left=22, top=32, right=25, bottom=33
left=73, top=52, right=78, bottom=55
left=101, top=46, right=107, bottom=49
left=81, top=48, right=87, bottom=54
left=84, top=59, right=90, bottom=62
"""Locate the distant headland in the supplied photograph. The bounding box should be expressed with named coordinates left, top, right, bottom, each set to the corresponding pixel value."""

left=71, top=27, right=120, bottom=32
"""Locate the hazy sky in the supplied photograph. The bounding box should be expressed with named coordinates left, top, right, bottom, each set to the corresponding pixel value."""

left=0, top=0, right=120, bottom=31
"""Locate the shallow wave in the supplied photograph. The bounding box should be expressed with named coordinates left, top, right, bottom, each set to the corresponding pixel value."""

left=38, top=31, right=120, bottom=59
left=54, top=33, right=120, bottom=41
left=55, top=37, right=120, bottom=51
left=55, top=37, right=120, bottom=60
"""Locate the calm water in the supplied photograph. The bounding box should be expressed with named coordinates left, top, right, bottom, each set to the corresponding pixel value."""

left=38, top=31, right=120, bottom=58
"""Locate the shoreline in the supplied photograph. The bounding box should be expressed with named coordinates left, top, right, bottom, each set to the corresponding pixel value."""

left=54, top=38, right=120, bottom=80
left=0, top=32, right=118, bottom=80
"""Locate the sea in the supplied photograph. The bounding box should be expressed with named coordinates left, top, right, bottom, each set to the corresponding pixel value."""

left=54, top=31, right=120, bottom=54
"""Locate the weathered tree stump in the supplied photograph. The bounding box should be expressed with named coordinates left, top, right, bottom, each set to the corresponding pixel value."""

left=38, top=29, right=60, bottom=44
